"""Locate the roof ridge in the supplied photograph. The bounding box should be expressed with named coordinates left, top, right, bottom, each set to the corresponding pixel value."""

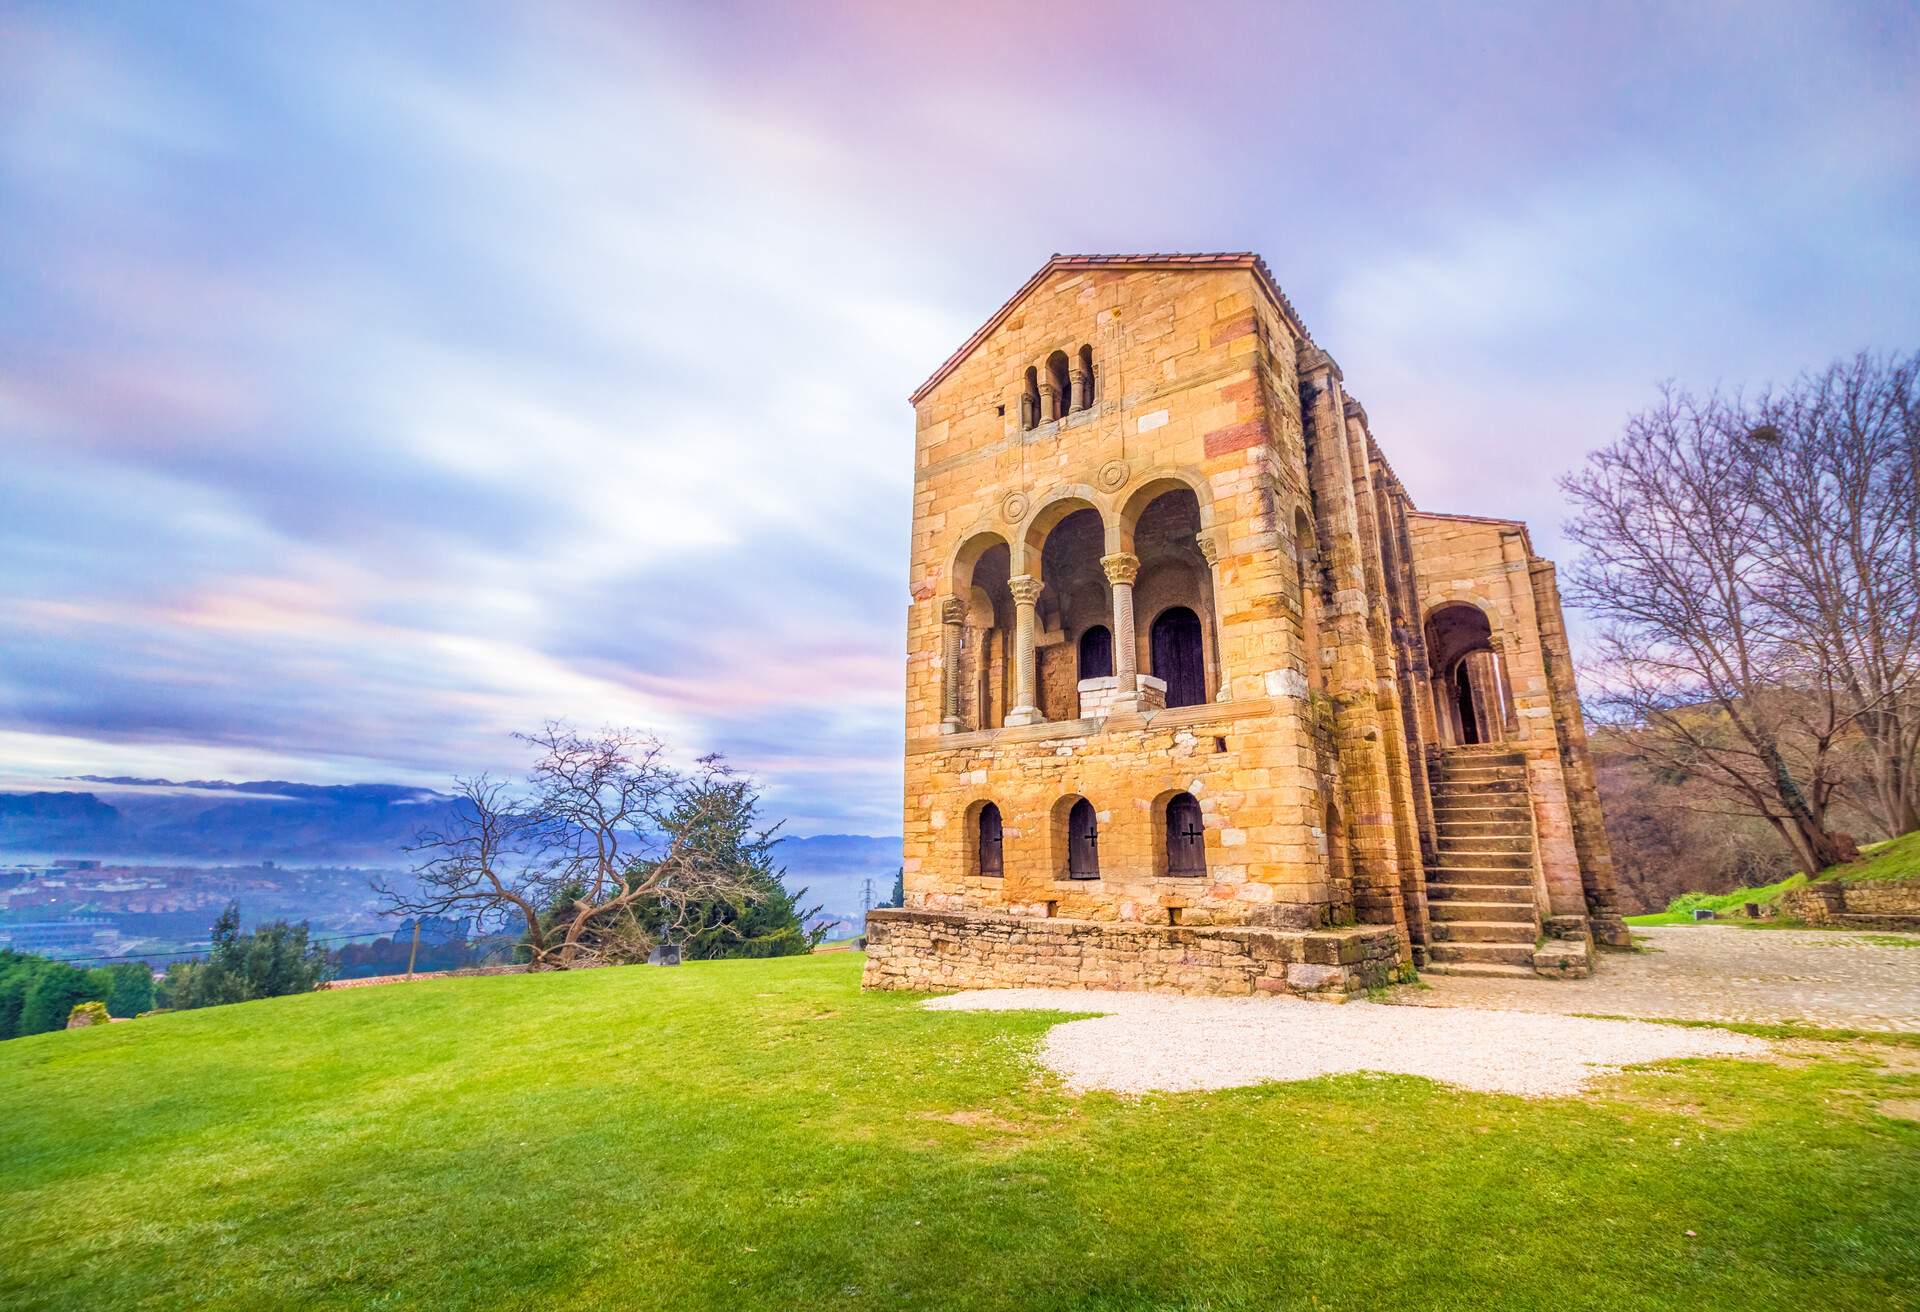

left=909, top=251, right=1314, bottom=404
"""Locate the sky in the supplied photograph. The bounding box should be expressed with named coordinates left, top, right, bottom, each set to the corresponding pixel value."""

left=2, top=2, right=1917, bottom=836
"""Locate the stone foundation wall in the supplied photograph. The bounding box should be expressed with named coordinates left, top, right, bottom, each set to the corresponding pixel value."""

left=861, top=907, right=1402, bottom=998
left=1782, top=879, right=1920, bottom=930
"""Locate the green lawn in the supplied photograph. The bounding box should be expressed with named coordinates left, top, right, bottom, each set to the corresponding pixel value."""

left=2, top=955, right=1916, bottom=1311
left=1626, top=828, right=1920, bottom=926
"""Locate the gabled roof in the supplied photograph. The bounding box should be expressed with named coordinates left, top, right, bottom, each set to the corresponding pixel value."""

left=909, top=252, right=1314, bottom=405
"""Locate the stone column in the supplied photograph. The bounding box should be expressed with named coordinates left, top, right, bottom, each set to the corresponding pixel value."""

left=1039, top=377, right=1060, bottom=424
left=1100, top=552, right=1139, bottom=710
left=1488, top=638, right=1519, bottom=738
left=939, top=597, right=964, bottom=733
left=1005, top=574, right=1043, bottom=725
left=1068, top=359, right=1089, bottom=413
left=1195, top=532, right=1230, bottom=700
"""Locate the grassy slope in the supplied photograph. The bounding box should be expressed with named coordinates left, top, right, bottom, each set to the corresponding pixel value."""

left=2, top=956, right=1916, bottom=1312
left=1627, top=829, right=1920, bottom=926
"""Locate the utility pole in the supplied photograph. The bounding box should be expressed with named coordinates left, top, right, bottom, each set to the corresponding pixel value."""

left=861, top=878, right=874, bottom=919
left=405, top=919, right=421, bottom=980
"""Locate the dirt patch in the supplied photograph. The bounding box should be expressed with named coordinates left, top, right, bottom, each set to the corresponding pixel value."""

left=926, top=989, right=1769, bottom=1099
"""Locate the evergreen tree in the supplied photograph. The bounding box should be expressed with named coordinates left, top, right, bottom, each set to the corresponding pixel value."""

left=890, top=867, right=904, bottom=908
left=94, top=961, right=155, bottom=1018
left=630, top=771, right=826, bottom=960
left=0, top=968, right=32, bottom=1041
left=19, top=962, right=101, bottom=1036
left=154, top=902, right=330, bottom=1010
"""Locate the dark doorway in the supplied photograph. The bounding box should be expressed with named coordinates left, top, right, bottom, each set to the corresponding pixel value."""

left=1150, top=606, right=1207, bottom=707
left=976, top=803, right=1003, bottom=876
left=1078, top=625, right=1113, bottom=680
left=1454, top=663, right=1481, bottom=745
left=1067, top=797, right=1099, bottom=878
left=1165, top=792, right=1206, bottom=876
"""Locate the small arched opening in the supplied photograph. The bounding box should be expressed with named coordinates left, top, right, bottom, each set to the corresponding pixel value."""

left=1424, top=602, right=1508, bottom=747
left=1164, top=791, right=1206, bottom=877
left=1076, top=344, right=1095, bottom=409
left=1053, top=795, right=1100, bottom=880
left=1022, top=367, right=1040, bottom=431
left=973, top=801, right=1004, bottom=877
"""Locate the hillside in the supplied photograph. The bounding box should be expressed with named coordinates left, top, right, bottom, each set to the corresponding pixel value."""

left=1626, top=829, right=1920, bottom=927
left=2, top=956, right=1915, bottom=1311
left=0, top=779, right=897, bottom=915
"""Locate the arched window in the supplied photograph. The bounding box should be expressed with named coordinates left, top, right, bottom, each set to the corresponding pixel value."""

left=1078, top=625, right=1113, bottom=680
left=1022, top=367, right=1040, bottom=430
left=1067, top=797, right=1099, bottom=879
left=976, top=802, right=1003, bottom=876
left=1425, top=602, right=1506, bottom=746
left=1076, top=344, right=1095, bottom=409
left=1150, top=606, right=1207, bottom=707
left=1165, top=792, right=1205, bottom=876
left=1045, top=351, right=1070, bottom=423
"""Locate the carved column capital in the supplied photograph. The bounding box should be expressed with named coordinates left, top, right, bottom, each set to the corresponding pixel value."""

left=940, top=596, right=966, bottom=626
left=1008, top=574, right=1044, bottom=607
left=1099, top=553, right=1139, bottom=587
left=1194, top=533, right=1221, bottom=567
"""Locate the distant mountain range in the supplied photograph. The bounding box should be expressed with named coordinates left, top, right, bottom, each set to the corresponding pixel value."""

left=0, top=778, right=899, bottom=916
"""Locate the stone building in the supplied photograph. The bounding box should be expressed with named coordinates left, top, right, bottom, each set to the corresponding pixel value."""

left=863, top=253, right=1628, bottom=999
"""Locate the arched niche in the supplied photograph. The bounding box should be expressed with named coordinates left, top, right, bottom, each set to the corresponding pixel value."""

left=1128, top=487, right=1220, bottom=705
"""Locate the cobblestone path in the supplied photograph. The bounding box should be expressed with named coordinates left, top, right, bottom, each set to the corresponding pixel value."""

left=1393, top=925, right=1920, bottom=1031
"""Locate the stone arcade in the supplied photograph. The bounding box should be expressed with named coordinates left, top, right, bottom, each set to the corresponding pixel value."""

left=863, top=254, right=1628, bottom=999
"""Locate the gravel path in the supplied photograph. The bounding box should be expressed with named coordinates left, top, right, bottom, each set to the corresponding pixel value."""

left=925, top=989, right=1768, bottom=1098
left=1398, top=926, right=1920, bottom=1032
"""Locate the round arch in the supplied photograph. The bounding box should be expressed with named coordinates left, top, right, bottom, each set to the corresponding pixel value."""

left=1018, top=487, right=1107, bottom=578
left=1114, top=470, right=1214, bottom=555
left=949, top=530, right=1012, bottom=599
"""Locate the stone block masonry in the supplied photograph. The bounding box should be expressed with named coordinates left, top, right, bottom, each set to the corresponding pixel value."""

left=862, top=907, right=1404, bottom=998
left=883, top=252, right=1628, bottom=995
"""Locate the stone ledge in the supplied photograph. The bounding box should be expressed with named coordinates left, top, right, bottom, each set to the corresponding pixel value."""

left=860, top=907, right=1402, bottom=998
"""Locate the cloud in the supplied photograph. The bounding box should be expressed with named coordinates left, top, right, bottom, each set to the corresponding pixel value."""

left=1, top=1, right=1916, bottom=834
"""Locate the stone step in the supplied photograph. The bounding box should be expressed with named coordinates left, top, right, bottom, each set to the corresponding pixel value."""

left=1429, top=897, right=1536, bottom=921
left=1433, top=749, right=1527, bottom=766
left=1433, top=820, right=1533, bottom=839
left=1437, top=834, right=1532, bottom=853
left=1431, top=918, right=1540, bottom=943
left=1425, top=882, right=1537, bottom=905
left=1434, top=849, right=1532, bottom=871
left=1430, top=779, right=1528, bottom=797
left=1421, top=961, right=1539, bottom=980
left=1429, top=765, right=1528, bottom=782
left=1425, top=865, right=1533, bottom=887
left=1427, top=940, right=1536, bottom=967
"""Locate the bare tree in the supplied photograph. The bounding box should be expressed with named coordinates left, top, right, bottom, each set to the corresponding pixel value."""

left=375, top=725, right=773, bottom=969
left=1562, top=386, right=1855, bottom=873
left=1748, top=352, right=1920, bottom=835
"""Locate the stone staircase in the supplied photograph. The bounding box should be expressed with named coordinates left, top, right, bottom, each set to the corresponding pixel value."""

left=1423, top=747, right=1542, bottom=978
